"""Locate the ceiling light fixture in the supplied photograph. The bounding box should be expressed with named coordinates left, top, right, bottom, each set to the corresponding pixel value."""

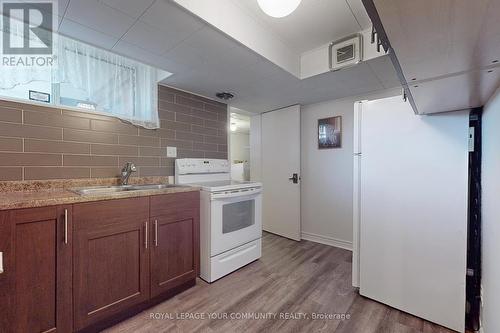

left=257, top=0, right=301, bottom=18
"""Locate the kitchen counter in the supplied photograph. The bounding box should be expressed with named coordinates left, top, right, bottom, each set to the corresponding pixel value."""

left=0, top=177, right=199, bottom=210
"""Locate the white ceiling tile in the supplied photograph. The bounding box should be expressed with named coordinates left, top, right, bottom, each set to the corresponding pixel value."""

left=217, top=43, right=263, bottom=68
left=346, top=0, right=372, bottom=29
left=175, top=28, right=244, bottom=72
left=58, top=0, right=70, bottom=16
left=366, top=55, right=401, bottom=89
left=59, top=18, right=119, bottom=50
left=160, top=69, right=197, bottom=85
left=241, top=60, right=290, bottom=81
left=99, top=0, right=155, bottom=18
left=55, top=0, right=70, bottom=28
left=183, top=26, right=236, bottom=56
left=140, top=0, right=205, bottom=37
left=121, top=21, right=184, bottom=55
left=168, top=28, right=262, bottom=74
left=16, top=0, right=68, bottom=28
left=64, top=0, right=136, bottom=38
left=112, top=40, right=187, bottom=72
left=300, top=62, right=381, bottom=92
left=164, top=43, right=208, bottom=68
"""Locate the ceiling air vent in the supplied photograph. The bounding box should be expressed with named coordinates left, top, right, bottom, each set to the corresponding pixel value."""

left=215, top=92, right=234, bottom=100
left=329, top=34, right=363, bottom=71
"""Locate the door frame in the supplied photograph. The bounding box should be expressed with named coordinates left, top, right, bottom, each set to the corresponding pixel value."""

left=352, top=101, right=363, bottom=288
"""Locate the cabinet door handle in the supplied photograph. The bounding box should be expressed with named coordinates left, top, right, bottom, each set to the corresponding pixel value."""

left=145, top=221, right=148, bottom=249
left=154, top=220, right=158, bottom=247
left=0, top=252, right=3, bottom=274
left=64, top=209, right=68, bottom=245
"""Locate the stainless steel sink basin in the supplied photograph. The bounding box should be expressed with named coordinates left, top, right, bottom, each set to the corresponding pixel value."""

left=72, top=184, right=182, bottom=195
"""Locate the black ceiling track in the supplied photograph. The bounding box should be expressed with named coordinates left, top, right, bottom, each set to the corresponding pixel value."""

left=361, top=0, right=419, bottom=114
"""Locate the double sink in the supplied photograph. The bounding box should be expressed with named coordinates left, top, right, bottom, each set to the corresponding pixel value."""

left=72, top=184, right=183, bottom=196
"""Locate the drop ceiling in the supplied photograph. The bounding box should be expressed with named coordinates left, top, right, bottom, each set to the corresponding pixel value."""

left=233, top=0, right=372, bottom=53
left=53, top=0, right=401, bottom=113
left=373, top=0, right=500, bottom=114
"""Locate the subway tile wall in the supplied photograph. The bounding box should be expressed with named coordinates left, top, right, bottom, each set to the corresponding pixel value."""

left=0, top=85, right=228, bottom=181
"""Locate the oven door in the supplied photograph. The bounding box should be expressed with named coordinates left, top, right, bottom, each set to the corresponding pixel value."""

left=210, top=187, right=262, bottom=256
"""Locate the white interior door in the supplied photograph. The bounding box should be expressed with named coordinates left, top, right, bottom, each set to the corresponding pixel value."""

left=261, top=105, right=301, bottom=241
left=358, top=96, right=468, bottom=332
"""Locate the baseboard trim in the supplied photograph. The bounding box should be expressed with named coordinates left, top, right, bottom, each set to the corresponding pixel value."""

left=301, top=232, right=353, bottom=251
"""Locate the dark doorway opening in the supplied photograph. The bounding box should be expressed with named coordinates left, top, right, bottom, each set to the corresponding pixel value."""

left=466, top=108, right=482, bottom=331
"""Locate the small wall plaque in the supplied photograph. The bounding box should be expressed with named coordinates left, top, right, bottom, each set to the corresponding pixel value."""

left=29, top=90, right=51, bottom=103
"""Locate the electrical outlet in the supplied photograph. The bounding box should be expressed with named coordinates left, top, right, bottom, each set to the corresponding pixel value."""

left=166, top=146, right=177, bottom=158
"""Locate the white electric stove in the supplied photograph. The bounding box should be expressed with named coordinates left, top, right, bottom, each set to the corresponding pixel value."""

left=175, top=158, right=262, bottom=283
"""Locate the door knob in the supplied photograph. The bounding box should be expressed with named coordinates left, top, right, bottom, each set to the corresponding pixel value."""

left=288, top=173, right=299, bottom=184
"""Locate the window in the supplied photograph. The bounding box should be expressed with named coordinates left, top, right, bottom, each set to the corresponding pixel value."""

left=57, top=36, right=165, bottom=128
left=0, top=19, right=169, bottom=129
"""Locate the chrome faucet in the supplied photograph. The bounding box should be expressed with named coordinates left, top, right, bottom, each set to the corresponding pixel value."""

left=120, top=162, right=137, bottom=185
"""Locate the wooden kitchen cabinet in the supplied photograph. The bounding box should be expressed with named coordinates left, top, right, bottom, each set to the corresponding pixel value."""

left=0, top=206, right=73, bottom=333
left=0, top=211, right=13, bottom=332
left=1, top=190, right=199, bottom=332
left=149, top=192, right=200, bottom=298
left=72, top=197, right=150, bottom=331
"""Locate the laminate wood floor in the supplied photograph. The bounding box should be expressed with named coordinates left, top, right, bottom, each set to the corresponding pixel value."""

left=105, top=232, right=455, bottom=333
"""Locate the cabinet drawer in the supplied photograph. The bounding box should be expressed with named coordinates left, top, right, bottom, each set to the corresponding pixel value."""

left=74, top=197, right=149, bottom=230
left=150, top=191, right=199, bottom=218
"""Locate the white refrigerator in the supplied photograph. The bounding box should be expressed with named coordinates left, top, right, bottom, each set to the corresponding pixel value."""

left=352, top=95, right=469, bottom=332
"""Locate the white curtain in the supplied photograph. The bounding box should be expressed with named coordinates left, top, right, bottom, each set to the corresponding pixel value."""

left=58, top=36, right=160, bottom=129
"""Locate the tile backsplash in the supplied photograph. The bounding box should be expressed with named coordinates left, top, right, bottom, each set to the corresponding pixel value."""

left=0, top=85, right=228, bottom=181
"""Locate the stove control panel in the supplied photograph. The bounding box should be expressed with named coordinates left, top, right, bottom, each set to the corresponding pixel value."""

left=176, top=158, right=230, bottom=175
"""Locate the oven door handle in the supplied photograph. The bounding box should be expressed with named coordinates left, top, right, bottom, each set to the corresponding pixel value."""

left=211, top=188, right=262, bottom=200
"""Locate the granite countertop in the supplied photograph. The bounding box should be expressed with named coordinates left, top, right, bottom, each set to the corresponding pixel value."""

left=0, top=177, right=200, bottom=211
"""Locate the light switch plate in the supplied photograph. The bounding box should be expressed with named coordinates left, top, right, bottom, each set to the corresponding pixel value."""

left=166, top=146, right=177, bottom=158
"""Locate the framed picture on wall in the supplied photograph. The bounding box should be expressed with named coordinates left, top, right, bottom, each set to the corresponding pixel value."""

left=318, top=116, right=342, bottom=149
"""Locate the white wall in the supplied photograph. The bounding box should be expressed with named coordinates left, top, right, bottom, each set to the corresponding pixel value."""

left=300, top=88, right=400, bottom=249
left=482, top=86, right=500, bottom=333
left=230, top=133, right=250, bottom=163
